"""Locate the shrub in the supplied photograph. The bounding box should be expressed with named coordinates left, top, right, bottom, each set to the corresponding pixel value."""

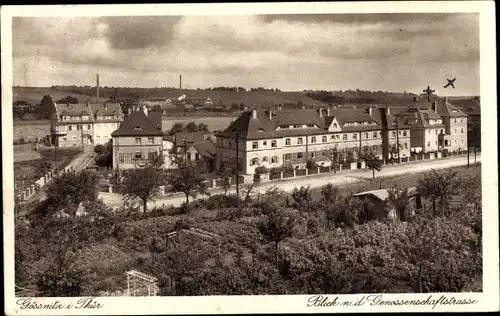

left=254, top=166, right=269, bottom=175
left=94, top=144, right=105, bottom=154
left=19, top=137, right=26, bottom=144
left=306, top=159, right=317, bottom=170
left=201, top=194, right=242, bottom=210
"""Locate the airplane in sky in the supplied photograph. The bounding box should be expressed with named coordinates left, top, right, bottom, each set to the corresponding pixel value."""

left=444, top=78, right=456, bottom=89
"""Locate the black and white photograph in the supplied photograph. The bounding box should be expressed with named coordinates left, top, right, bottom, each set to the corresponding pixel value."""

left=2, top=2, right=498, bottom=314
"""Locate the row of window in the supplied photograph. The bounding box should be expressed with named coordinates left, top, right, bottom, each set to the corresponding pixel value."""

left=279, top=124, right=317, bottom=129
left=250, top=131, right=409, bottom=149
left=135, top=137, right=156, bottom=145
left=60, top=135, right=111, bottom=141
left=428, top=139, right=464, bottom=147
left=66, top=123, right=118, bottom=131
left=250, top=156, right=280, bottom=166
left=118, top=151, right=157, bottom=163
left=61, top=115, right=120, bottom=121
left=427, top=128, right=464, bottom=135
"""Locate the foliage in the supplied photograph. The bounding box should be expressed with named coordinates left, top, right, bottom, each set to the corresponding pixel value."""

left=44, top=170, right=98, bottom=216
left=416, top=169, right=461, bottom=215
left=94, top=140, right=113, bottom=167
left=362, top=151, right=382, bottom=179
left=320, top=183, right=340, bottom=205
left=386, top=186, right=411, bottom=221
left=39, top=95, right=56, bottom=119
left=120, top=165, right=164, bottom=213
left=306, top=159, right=317, bottom=170
left=35, top=160, right=53, bottom=178
left=258, top=207, right=299, bottom=268
left=290, top=185, right=313, bottom=211
left=217, top=167, right=233, bottom=194
left=94, top=144, right=105, bottom=154
left=201, top=194, right=242, bottom=210
left=168, top=165, right=208, bottom=204
left=325, top=194, right=364, bottom=229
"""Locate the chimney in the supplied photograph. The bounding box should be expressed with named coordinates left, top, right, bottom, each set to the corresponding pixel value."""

left=387, top=106, right=391, bottom=116
left=143, top=105, right=148, bottom=117
left=317, top=108, right=323, bottom=117
left=128, top=107, right=132, bottom=115
left=252, top=109, right=257, bottom=119
left=302, top=106, right=306, bottom=111
left=277, top=105, right=282, bottom=112
left=267, top=109, right=273, bottom=119
left=326, top=107, right=330, bottom=116
left=413, top=96, right=417, bottom=103
left=179, top=74, right=182, bottom=96
left=96, top=74, right=100, bottom=104
left=432, top=101, right=437, bottom=113
left=368, top=106, right=373, bottom=116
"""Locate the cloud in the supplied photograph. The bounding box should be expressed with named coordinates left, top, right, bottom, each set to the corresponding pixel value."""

left=99, top=16, right=183, bottom=50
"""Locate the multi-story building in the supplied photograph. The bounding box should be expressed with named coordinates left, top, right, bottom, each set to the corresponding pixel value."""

left=50, top=100, right=123, bottom=147
left=215, top=106, right=411, bottom=175
left=111, top=105, right=164, bottom=170
left=396, top=97, right=467, bottom=153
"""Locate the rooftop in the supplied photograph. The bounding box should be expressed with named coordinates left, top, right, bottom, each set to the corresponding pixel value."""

left=111, top=110, right=163, bottom=137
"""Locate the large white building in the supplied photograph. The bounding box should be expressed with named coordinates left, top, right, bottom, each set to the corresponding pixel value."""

left=50, top=100, right=124, bottom=147
left=215, top=106, right=411, bottom=175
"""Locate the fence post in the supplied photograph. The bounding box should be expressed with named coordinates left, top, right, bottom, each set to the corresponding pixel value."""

left=280, top=171, right=284, bottom=179
left=293, top=169, right=296, bottom=177
left=212, top=179, right=217, bottom=188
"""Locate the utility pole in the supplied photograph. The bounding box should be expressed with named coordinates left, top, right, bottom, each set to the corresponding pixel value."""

left=183, top=139, right=188, bottom=166
left=81, top=114, right=84, bottom=152
left=235, top=132, right=240, bottom=202
left=467, top=127, right=471, bottom=167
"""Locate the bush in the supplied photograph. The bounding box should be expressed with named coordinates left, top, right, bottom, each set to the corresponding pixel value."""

left=254, top=166, right=269, bottom=175
left=19, top=137, right=26, bottom=144
left=201, top=194, right=242, bottom=210
left=94, top=144, right=105, bottom=154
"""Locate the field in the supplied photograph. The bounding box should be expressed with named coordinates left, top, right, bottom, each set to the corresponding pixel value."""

left=12, top=116, right=236, bottom=142
left=13, top=87, right=95, bottom=105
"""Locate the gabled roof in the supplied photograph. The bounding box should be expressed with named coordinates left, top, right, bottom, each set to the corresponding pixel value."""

left=111, top=110, right=163, bottom=137
left=435, top=98, right=468, bottom=117
left=217, top=108, right=383, bottom=140
left=56, top=102, right=122, bottom=117
left=192, top=141, right=217, bottom=160
left=450, top=99, right=480, bottom=115
left=175, top=131, right=205, bottom=147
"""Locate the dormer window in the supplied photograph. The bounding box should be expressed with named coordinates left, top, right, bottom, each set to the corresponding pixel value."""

left=134, top=126, right=143, bottom=131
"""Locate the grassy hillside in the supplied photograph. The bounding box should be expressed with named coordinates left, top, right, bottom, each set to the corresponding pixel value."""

left=13, top=87, right=327, bottom=107
left=13, top=87, right=95, bottom=105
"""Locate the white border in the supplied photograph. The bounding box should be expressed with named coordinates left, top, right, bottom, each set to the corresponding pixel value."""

left=2, top=2, right=498, bottom=314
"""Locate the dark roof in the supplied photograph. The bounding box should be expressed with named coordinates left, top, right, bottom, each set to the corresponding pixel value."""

left=111, top=110, right=163, bottom=137
left=451, top=99, right=480, bottom=115
left=175, top=131, right=205, bottom=147
left=192, top=141, right=217, bottom=160
left=435, top=98, right=467, bottom=117
left=147, top=110, right=163, bottom=130
left=56, top=102, right=122, bottom=117
left=217, top=107, right=385, bottom=140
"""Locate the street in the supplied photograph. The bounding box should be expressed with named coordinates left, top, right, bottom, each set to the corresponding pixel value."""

left=98, top=153, right=481, bottom=210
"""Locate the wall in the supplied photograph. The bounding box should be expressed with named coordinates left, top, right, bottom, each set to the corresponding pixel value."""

left=444, top=116, right=468, bottom=151
left=93, top=122, right=120, bottom=145
left=113, top=135, right=163, bottom=169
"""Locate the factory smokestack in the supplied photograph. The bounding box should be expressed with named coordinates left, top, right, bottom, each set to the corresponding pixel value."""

left=96, top=74, right=100, bottom=104
left=179, top=74, right=183, bottom=97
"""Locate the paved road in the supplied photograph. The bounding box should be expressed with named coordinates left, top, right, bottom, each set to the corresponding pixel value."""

left=99, top=154, right=481, bottom=211
left=22, top=148, right=95, bottom=205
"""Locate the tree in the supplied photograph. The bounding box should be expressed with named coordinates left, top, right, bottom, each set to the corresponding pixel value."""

left=169, top=122, right=184, bottom=135
left=416, top=169, right=461, bottom=215
left=217, top=166, right=233, bottom=195
left=386, top=186, right=410, bottom=221
left=320, top=183, right=339, bottom=205
left=185, top=121, right=198, bottom=133
left=258, top=207, right=298, bottom=268
left=44, top=170, right=98, bottom=216
left=362, top=151, right=382, bottom=179
left=197, top=122, right=209, bottom=133
left=291, top=185, right=313, bottom=211
left=94, top=144, right=105, bottom=154
left=325, top=194, right=363, bottom=229
left=39, top=95, right=55, bottom=119
left=35, top=160, right=53, bottom=178
left=120, top=165, right=163, bottom=214
left=168, top=165, right=208, bottom=204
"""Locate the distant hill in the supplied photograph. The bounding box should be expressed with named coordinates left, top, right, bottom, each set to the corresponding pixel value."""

left=13, top=86, right=328, bottom=108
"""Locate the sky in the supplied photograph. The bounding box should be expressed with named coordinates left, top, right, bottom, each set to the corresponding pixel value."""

left=12, top=13, right=479, bottom=95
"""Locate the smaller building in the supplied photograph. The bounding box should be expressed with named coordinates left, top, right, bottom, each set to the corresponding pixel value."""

left=174, top=131, right=205, bottom=153
left=111, top=106, right=164, bottom=170
left=185, top=140, right=217, bottom=173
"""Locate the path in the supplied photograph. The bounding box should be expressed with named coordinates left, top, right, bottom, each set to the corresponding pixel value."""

left=99, top=154, right=481, bottom=210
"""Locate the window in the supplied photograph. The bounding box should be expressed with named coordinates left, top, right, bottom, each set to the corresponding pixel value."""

left=96, top=135, right=101, bottom=139
left=353, top=133, right=357, bottom=140
left=252, top=141, right=258, bottom=149
left=342, top=134, right=347, bottom=141
left=263, top=156, right=269, bottom=162
left=365, top=133, right=369, bottom=139
left=461, top=139, right=464, bottom=145
left=195, top=153, right=200, bottom=161
left=250, top=158, right=259, bottom=166
left=435, top=130, right=438, bottom=135
left=392, top=131, right=396, bottom=137
left=148, top=137, right=154, bottom=144
left=285, top=154, right=291, bottom=161
left=461, top=128, right=464, bottom=134
left=428, top=130, right=431, bottom=135
left=307, top=124, right=315, bottom=128
left=311, top=137, right=316, bottom=143
left=403, top=131, right=407, bottom=137
left=322, top=136, right=327, bottom=143
left=135, top=151, right=142, bottom=159
left=427, top=141, right=431, bottom=147
left=372, top=145, right=377, bottom=151
left=336, top=134, right=340, bottom=140
left=263, top=141, right=267, bottom=146
left=271, top=156, right=278, bottom=163
left=363, top=146, right=369, bottom=152
left=454, top=129, right=457, bottom=135
left=69, top=125, right=73, bottom=131
left=87, top=124, right=91, bottom=130
left=435, top=141, right=438, bottom=146
left=311, top=152, right=316, bottom=158
left=135, top=138, right=141, bottom=145
left=454, top=118, right=457, bottom=123
left=293, top=124, right=301, bottom=128
left=440, top=129, right=444, bottom=134
left=72, top=136, right=77, bottom=140
left=298, top=138, right=303, bottom=145
left=322, top=151, right=327, bottom=157
left=62, top=137, right=67, bottom=141
left=373, top=132, right=377, bottom=139
left=297, top=152, right=303, bottom=159
left=454, top=140, right=457, bottom=145
left=404, top=143, right=408, bottom=149
left=271, top=140, right=277, bottom=147
left=331, top=135, right=335, bottom=140
left=187, top=153, right=192, bottom=161
left=228, top=141, right=232, bottom=147
left=461, top=118, right=464, bottom=123
left=285, top=138, right=291, bottom=145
